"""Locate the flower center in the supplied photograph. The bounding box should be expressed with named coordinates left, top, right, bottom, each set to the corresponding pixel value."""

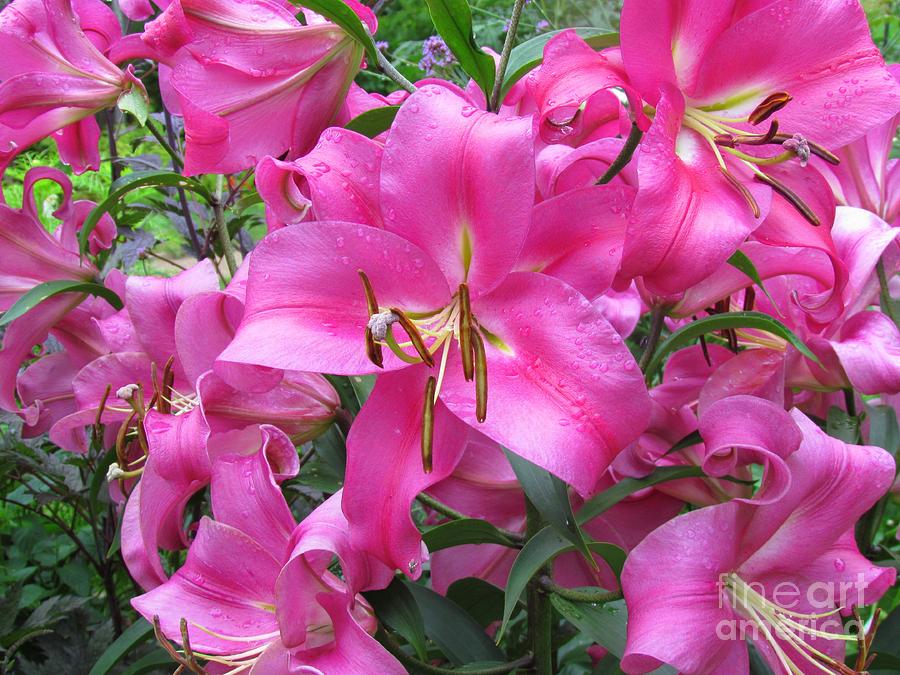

left=677, top=92, right=839, bottom=226
left=721, top=573, right=863, bottom=675
left=359, top=270, right=488, bottom=473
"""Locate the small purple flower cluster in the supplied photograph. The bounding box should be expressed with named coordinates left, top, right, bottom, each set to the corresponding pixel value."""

left=419, top=34, right=456, bottom=75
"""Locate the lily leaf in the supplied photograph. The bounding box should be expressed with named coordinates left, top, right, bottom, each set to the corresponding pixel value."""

left=422, top=518, right=518, bottom=552
left=643, top=311, right=818, bottom=380
left=424, top=0, right=496, bottom=101
left=365, top=578, right=428, bottom=661
left=293, top=0, right=378, bottom=62
left=344, top=106, right=400, bottom=138
left=0, top=280, right=123, bottom=328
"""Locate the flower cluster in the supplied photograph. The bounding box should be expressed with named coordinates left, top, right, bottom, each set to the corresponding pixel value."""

left=1, top=0, right=900, bottom=673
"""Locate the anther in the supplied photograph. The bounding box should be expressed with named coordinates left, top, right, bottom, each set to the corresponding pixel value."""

left=781, top=133, right=811, bottom=167
left=753, top=171, right=821, bottom=226
left=422, top=376, right=437, bottom=473
left=458, top=284, right=475, bottom=381
left=391, top=308, right=435, bottom=366
left=743, top=286, right=756, bottom=312
left=719, top=167, right=761, bottom=218
left=359, top=270, right=384, bottom=368
left=748, top=91, right=792, bottom=125
left=735, top=119, right=780, bottom=146
left=472, top=327, right=488, bottom=423
left=161, top=356, right=175, bottom=415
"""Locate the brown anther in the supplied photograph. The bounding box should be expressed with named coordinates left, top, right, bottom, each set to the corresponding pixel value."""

left=713, top=133, right=737, bottom=147
left=472, top=327, right=488, bottom=423
left=753, top=171, right=821, bottom=226
left=92, top=383, right=112, bottom=445
left=697, top=320, right=712, bottom=367
left=772, top=133, right=840, bottom=165
left=115, top=409, right=138, bottom=468
left=391, top=308, right=434, bottom=366
left=743, top=286, right=756, bottom=312
left=422, top=376, right=437, bottom=473
left=180, top=617, right=204, bottom=673
left=458, top=283, right=475, bottom=381
left=162, top=356, right=176, bottom=414
left=748, top=91, right=792, bottom=125
left=719, top=167, right=761, bottom=218
left=359, top=270, right=384, bottom=368
left=152, top=615, right=204, bottom=673
left=736, top=119, right=780, bottom=146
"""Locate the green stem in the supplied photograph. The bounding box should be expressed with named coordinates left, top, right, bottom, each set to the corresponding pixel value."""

left=597, top=122, right=643, bottom=185
left=213, top=175, right=238, bottom=277
left=538, top=576, right=622, bottom=604
left=379, top=630, right=533, bottom=674
left=877, top=258, right=899, bottom=327
left=146, top=118, right=185, bottom=171
left=489, top=0, right=527, bottom=111
left=365, top=25, right=416, bottom=93
left=638, top=305, right=667, bottom=372
left=525, top=499, right=554, bottom=675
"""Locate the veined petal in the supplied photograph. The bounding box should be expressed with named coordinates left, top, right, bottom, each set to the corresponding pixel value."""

left=53, top=116, right=101, bottom=174
left=218, top=221, right=450, bottom=375
left=620, top=87, right=771, bottom=296
left=380, top=84, right=535, bottom=296
left=343, top=366, right=469, bottom=575
left=830, top=310, right=900, bottom=395
left=209, top=426, right=298, bottom=563
left=132, top=517, right=280, bottom=654
left=442, top=272, right=650, bottom=497
left=517, top=185, right=634, bottom=299
left=256, top=127, right=383, bottom=231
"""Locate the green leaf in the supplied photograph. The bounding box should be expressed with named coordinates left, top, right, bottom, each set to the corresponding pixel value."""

left=349, top=375, right=375, bottom=406
left=79, top=171, right=213, bottom=255
left=445, top=578, right=504, bottom=629
left=424, top=0, right=496, bottom=101
left=344, top=106, right=400, bottom=138
left=503, top=448, right=592, bottom=564
left=826, top=405, right=861, bottom=444
left=497, top=527, right=625, bottom=640
left=501, top=28, right=619, bottom=98
left=293, top=0, right=377, bottom=62
left=868, top=404, right=899, bottom=456
left=422, top=518, right=518, bottom=552
left=643, top=311, right=818, bottom=379
left=726, top=251, right=777, bottom=307
left=365, top=578, right=428, bottom=661
left=89, top=448, right=118, bottom=518
left=0, top=280, right=123, bottom=327
left=88, top=619, right=153, bottom=675
left=553, top=597, right=677, bottom=674
left=117, top=88, right=149, bottom=125
left=324, top=374, right=365, bottom=416
left=577, top=465, right=705, bottom=525
left=403, top=580, right=506, bottom=666
left=120, top=650, right=178, bottom=675
left=551, top=596, right=628, bottom=658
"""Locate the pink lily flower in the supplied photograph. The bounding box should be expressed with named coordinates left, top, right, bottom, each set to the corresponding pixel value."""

left=136, top=0, right=373, bottom=175
left=219, top=84, right=650, bottom=572
left=621, top=410, right=897, bottom=674
left=614, top=0, right=900, bottom=296
left=0, top=166, right=116, bottom=426
left=256, top=127, right=384, bottom=231
left=132, top=438, right=402, bottom=673
left=674, top=206, right=900, bottom=397
left=0, top=0, right=146, bottom=174
left=50, top=259, right=339, bottom=453
left=615, top=394, right=801, bottom=507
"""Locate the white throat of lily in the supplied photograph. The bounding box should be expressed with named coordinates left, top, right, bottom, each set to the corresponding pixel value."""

left=676, top=91, right=840, bottom=226
left=359, top=269, right=495, bottom=474
left=721, top=572, right=869, bottom=675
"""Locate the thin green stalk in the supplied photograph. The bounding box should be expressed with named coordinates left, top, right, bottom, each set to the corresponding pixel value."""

left=525, top=499, right=553, bottom=675
left=877, top=258, right=899, bottom=327
left=213, top=175, right=238, bottom=277
left=146, top=118, right=185, bottom=171
left=538, top=576, right=622, bottom=604
left=365, top=25, right=416, bottom=93
left=597, top=122, right=643, bottom=184
left=489, top=0, right=528, bottom=111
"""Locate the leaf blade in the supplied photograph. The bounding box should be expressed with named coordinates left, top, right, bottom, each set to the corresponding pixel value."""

left=0, top=280, right=123, bottom=328
left=424, top=0, right=496, bottom=100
